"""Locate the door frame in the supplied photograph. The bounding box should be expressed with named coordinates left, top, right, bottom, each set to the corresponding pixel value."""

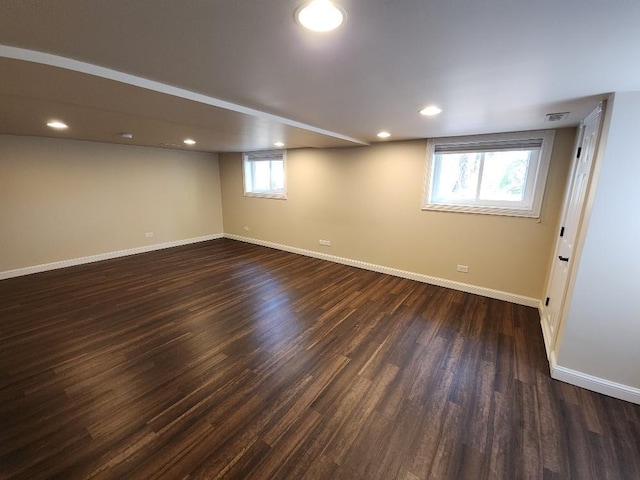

left=540, top=102, right=605, bottom=359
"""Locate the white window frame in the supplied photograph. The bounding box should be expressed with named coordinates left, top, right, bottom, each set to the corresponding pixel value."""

left=422, top=130, right=555, bottom=218
left=242, top=150, right=287, bottom=199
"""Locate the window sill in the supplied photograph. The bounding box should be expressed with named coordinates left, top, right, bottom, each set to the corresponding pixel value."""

left=244, top=192, right=288, bottom=200
left=422, top=203, right=539, bottom=218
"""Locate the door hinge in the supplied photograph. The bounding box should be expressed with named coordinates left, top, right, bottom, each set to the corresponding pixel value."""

left=560, top=226, right=565, bottom=237
left=577, top=147, right=582, bottom=158
left=545, top=297, right=550, bottom=306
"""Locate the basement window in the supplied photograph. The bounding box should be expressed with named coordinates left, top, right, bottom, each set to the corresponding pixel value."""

left=422, top=130, right=555, bottom=217
left=243, top=150, right=287, bottom=199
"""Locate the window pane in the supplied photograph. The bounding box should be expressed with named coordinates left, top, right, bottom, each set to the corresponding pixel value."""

left=433, top=153, right=481, bottom=201
left=479, top=151, right=530, bottom=202
left=270, top=160, right=284, bottom=191
left=252, top=161, right=272, bottom=191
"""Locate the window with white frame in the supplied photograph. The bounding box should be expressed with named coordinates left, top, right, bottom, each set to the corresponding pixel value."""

left=243, top=150, right=287, bottom=199
left=422, top=130, right=555, bottom=217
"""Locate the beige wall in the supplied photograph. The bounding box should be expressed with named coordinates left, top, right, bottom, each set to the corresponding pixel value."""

left=0, top=135, right=223, bottom=271
left=1, top=129, right=574, bottom=298
left=220, top=128, right=576, bottom=299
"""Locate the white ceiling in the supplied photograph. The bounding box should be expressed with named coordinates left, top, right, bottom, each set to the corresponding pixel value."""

left=1, top=0, right=638, bottom=153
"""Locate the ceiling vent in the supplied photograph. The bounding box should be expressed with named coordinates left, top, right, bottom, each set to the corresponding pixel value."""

left=545, top=112, right=570, bottom=122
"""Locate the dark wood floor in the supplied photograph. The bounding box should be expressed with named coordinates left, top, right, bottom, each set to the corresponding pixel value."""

left=1, top=239, right=639, bottom=479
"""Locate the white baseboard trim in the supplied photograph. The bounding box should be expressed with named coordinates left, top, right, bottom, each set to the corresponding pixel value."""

left=224, top=234, right=539, bottom=308
left=0, top=234, right=224, bottom=280
left=549, top=350, right=557, bottom=369
left=539, top=315, right=553, bottom=360
left=550, top=355, right=640, bottom=405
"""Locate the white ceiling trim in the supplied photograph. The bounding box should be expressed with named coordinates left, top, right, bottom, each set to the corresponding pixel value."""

left=0, top=44, right=368, bottom=146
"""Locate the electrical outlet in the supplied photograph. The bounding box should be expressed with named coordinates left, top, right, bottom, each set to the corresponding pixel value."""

left=457, top=264, right=469, bottom=273
left=244, top=226, right=249, bottom=232
left=145, top=232, right=154, bottom=238
left=319, top=239, right=331, bottom=246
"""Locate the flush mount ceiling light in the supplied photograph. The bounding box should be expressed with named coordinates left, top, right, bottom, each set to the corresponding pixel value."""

left=377, top=131, right=391, bottom=139
left=183, top=139, right=196, bottom=145
left=419, top=106, right=442, bottom=116
left=46, top=120, right=68, bottom=129
left=296, top=0, right=345, bottom=32
left=274, top=142, right=285, bottom=147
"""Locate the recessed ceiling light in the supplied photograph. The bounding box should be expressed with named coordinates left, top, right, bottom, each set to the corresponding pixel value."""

left=296, top=0, right=345, bottom=32
left=377, top=131, right=391, bottom=139
left=419, top=106, right=442, bottom=116
left=121, top=133, right=133, bottom=139
left=183, top=139, right=196, bottom=145
left=47, top=120, right=68, bottom=129
left=274, top=142, right=285, bottom=147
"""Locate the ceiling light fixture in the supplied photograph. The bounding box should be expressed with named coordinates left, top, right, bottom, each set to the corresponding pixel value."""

left=183, top=139, right=196, bottom=145
left=121, top=133, right=133, bottom=139
left=47, top=120, right=68, bottom=129
left=420, top=106, right=442, bottom=116
left=274, top=142, right=285, bottom=147
left=296, top=0, right=345, bottom=32
left=377, top=131, right=391, bottom=139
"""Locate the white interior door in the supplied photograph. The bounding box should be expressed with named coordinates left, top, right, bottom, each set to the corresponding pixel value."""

left=541, top=104, right=603, bottom=354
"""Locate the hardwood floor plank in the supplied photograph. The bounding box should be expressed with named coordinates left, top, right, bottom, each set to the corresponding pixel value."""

left=1, top=238, right=639, bottom=479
